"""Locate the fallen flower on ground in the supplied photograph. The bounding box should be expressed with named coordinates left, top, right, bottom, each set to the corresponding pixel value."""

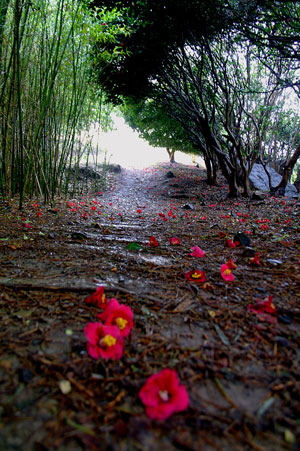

left=139, top=368, right=189, bottom=420
left=184, top=269, right=206, bottom=282
left=249, top=252, right=260, bottom=266
left=97, top=299, right=134, bottom=337
left=225, top=239, right=236, bottom=248
left=225, top=257, right=237, bottom=270
left=84, top=323, right=124, bottom=360
left=247, top=295, right=276, bottom=314
left=221, top=264, right=235, bottom=281
left=148, top=235, right=159, bottom=247
left=85, top=286, right=108, bottom=309
left=190, top=246, right=205, bottom=257
left=23, top=222, right=32, bottom=229
left=169, top=237, right=181, bottom=245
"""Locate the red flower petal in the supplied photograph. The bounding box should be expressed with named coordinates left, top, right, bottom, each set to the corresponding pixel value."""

left=84, top=323, right=124, bottom=360
left=169, top=237, right=181, bottom=245
left=225, top=239, right=236, bottom=248
left=247, top=295, right=276, bottom=315
left=249, top=252, right=260, bottom=266
left=184, top=269, right=206, bottom=282
left=225, top=257, right=237, bottom=269
left=148, top=235, right=159, bottom=247
left=139, top=369, right=189, bottom=420
left=97, top=299, right=134, bottom=337
left=190, top=246, right=205, bottom=258
left=221, top=264, right=234, bottom=281
left=85, top=286, right=108, bottom=309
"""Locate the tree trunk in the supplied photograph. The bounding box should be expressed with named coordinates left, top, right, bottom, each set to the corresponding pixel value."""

left=212, top=159, right=218, bottom=185
left=228, top=174, right=239, bottom=198
left=166, top=147, right=175, bottom=163
left=203, top=154, right=213, bottom=185
left=214, top=147, right=239, bottom=197
left=242, top=174, right=251, bottom=197
left=275, top=143, right=300, bottom=192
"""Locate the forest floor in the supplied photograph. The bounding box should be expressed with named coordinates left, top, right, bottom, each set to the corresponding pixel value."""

left=0, top=162, right=299, bottom=451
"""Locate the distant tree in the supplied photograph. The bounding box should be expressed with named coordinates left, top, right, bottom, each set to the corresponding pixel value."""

left=121, top=98, right=197, bottom=164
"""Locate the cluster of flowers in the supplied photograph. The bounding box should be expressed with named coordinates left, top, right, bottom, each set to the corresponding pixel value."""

left=84, top=286, right=189, bottom=420
left=84, top=287, right=133, bottom=360
left=150, top=233, right=263, bottom=285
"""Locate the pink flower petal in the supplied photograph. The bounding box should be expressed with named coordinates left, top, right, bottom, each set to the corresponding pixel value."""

left=139, top=369, right=189, bottom=420
left=190, top=246, right=205, bottom=257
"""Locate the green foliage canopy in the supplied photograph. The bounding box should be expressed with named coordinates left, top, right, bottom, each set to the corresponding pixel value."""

left=89, top=0, right=300, bottom=101
left=121, top=98, right=197, bottom=156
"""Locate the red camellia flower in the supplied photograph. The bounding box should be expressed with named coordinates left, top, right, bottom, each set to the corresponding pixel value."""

left=169, top=237, right=181, bottom=245
left=97, top=299, right=134, bottom=337
left=184, top=269, right=206, bottom=282
left=148, top=235, right=159, bottom=247
left=190, top=246, right=205, bottom=258
left=225, top=257, right=237, bottom=269
left=221, top=264, right=235, bottom=281
left=247, top=295, right=277, bottom=324
left=247, top=295, right=276, bottom=315
left=85, top=286, right=108, bottom=309
left=84, top=323, right=124, bottom=360
left=225, top=239, right=236, bottom=248
left=139, top=368, right=189, bottom=420
left=249, top=252, right=260, bottom=266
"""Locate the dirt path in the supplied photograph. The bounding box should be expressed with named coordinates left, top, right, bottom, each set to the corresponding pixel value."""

left=0, top=163, right=299, bottom=450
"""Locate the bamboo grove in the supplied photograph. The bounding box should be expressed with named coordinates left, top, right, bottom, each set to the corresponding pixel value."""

left=0, top=0, right=116, bottom=207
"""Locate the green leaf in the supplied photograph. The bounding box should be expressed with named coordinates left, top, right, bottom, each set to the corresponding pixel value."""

left=126, top=242, right=142, bottom=251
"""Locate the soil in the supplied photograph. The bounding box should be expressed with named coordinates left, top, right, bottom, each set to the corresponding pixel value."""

left=0, top=162, right=299, bottom=450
